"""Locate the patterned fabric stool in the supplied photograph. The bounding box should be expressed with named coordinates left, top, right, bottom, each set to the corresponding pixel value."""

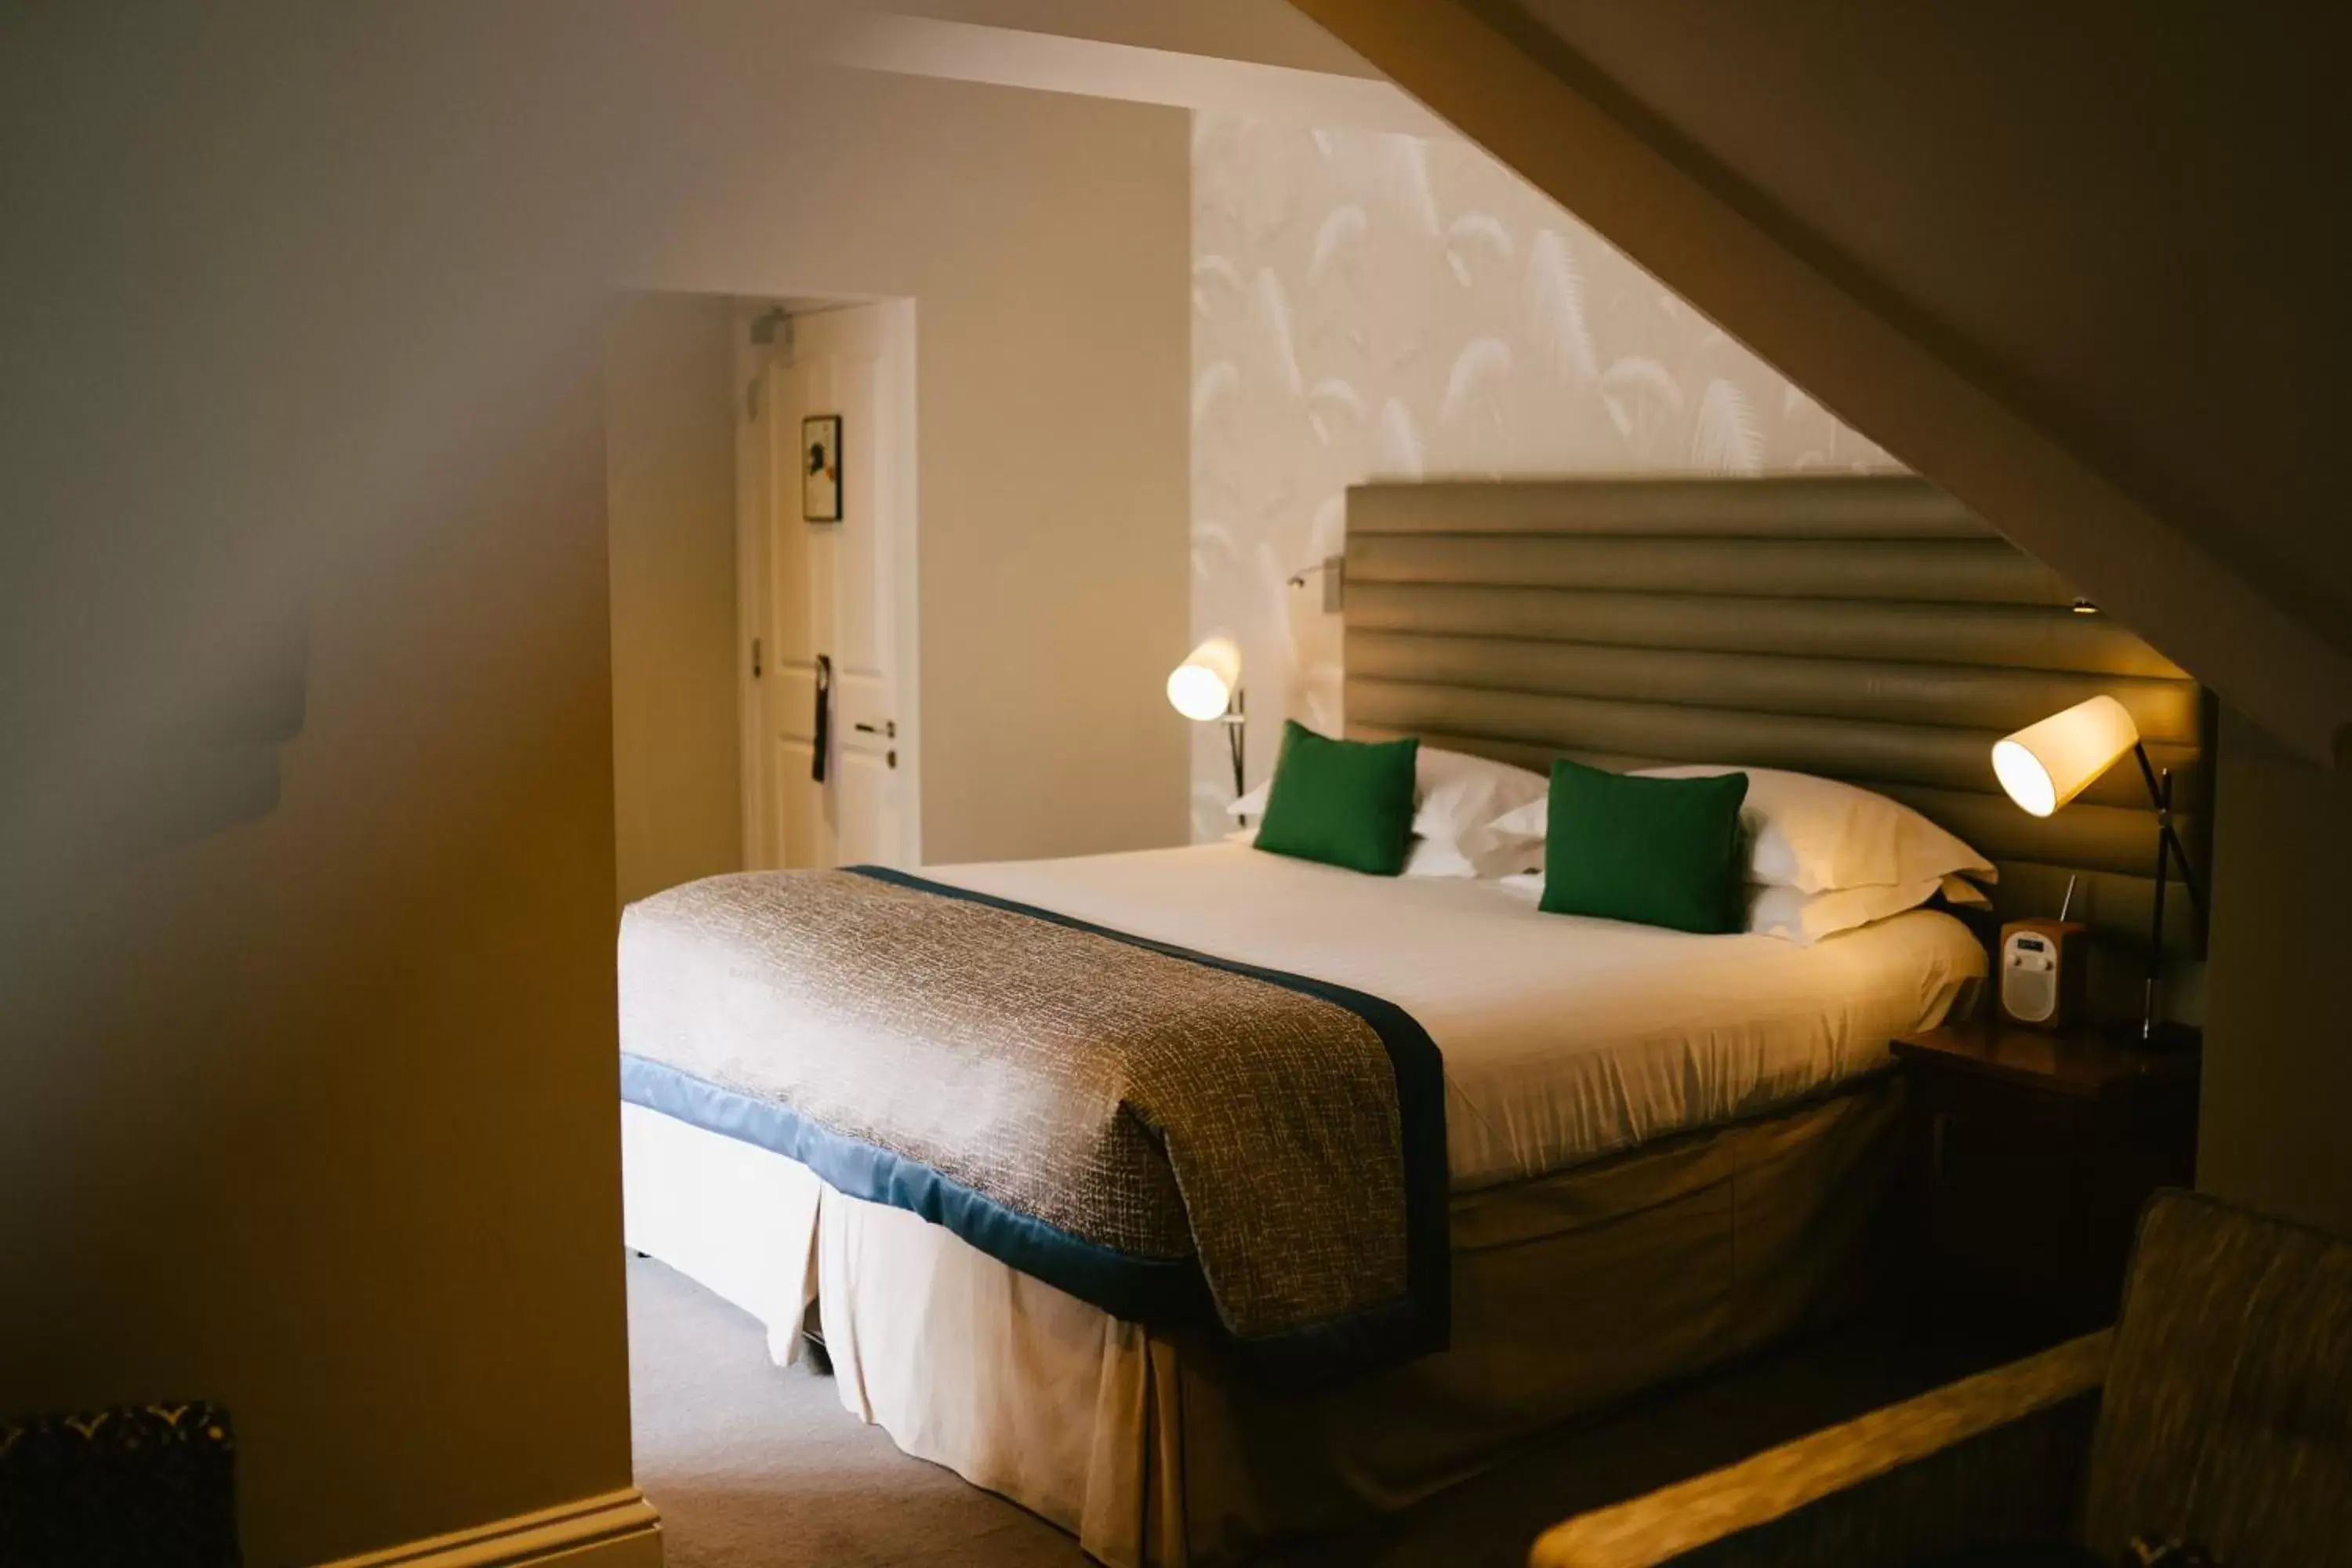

left=0, top=1402, right=239, bottom=1567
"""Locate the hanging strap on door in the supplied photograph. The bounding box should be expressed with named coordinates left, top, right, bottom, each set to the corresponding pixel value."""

left=811, top=654, right=833, bottom=784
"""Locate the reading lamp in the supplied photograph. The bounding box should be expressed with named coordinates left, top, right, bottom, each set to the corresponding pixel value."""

left=1167, top=637, right=1247, bottom=802
left=1991, top=694, right=2205, bottom=1048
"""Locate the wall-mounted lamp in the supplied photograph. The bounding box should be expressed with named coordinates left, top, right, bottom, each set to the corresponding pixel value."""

left=1167, top=636, right=1247, bottom=803
left=1286, top=555, right=1346, bottom=614
left=1991, top=694, right=2204, bottom=1049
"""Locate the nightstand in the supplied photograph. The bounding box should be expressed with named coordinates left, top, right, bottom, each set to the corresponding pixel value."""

left=1890, top=1018, right=2200, bottom=1334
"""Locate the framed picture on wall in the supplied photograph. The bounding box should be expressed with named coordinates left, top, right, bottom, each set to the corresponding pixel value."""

left=803, top=414, right=843, bottom=522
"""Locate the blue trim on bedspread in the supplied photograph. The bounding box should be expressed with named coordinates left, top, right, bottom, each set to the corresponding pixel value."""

left=622, top=864, right=1450, bottom=1386
left=619, top=1052, right=1210, bottom=1326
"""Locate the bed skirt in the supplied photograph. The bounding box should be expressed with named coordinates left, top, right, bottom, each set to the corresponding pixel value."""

left=621, top=1074, right=1905, bottom=1567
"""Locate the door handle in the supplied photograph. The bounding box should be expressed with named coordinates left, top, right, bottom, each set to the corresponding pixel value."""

left=851, top=720, right=897, bottom=739
left=811, top=654, right=832, bottom=783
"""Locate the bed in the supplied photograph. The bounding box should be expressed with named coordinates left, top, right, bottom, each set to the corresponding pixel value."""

left=619, top=476, right=2209, bottom=1566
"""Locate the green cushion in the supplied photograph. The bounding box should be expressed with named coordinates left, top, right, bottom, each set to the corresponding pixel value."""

left=1253, top=721, right=1420, bottom=876
left=1540, top=759, right=1750, bottom=933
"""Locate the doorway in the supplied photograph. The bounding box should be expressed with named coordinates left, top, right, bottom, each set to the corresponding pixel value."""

left=735, top=299, right=920, bottom=871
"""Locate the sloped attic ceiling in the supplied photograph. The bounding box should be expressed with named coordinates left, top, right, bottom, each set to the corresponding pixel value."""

left=1291, top=0, right=2352, bottom=766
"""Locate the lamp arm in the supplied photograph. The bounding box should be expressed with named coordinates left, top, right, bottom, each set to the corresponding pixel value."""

left=1225, top=686, right=1247, bottom=808
left=2129, top=739, right=2164, bottom=805
left=2132, top=742, right=2205, bottom=916
left=2159, top=819, right=2205, bottom=915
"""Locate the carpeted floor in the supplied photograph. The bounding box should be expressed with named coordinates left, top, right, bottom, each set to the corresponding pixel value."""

left=627, top=1256, right=1088, bottom=1568
left=629, top=1253, right=2025, bottom=1566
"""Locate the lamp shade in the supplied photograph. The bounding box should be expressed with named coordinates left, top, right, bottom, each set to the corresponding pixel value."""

left=1991, top=695, right=2140, bottom=817
left=1166, top=637, right=1242, bottom=721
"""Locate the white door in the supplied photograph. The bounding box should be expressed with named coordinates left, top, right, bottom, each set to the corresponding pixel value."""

left=737, top=300, right=919, bottom=870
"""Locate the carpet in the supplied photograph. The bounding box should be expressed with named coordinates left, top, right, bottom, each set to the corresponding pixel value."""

left=629, top=1252, right=2022, bottom=1566
left=628, top=1255, right=1088, bottom=1568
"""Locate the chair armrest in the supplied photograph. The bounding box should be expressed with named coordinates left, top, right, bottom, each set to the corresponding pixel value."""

left=1529, top=1330, right=2111, bottom=1568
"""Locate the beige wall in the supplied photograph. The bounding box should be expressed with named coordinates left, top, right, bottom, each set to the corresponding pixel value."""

left=2201, top=713, right=2352, bottom=1237
left=895, top=111, right=1192, bottom=863
left=1, top=3, right=1186, bottom=1562
left=607, top=293, right=745, bottom=909
left=607, top=63, right=1200, bottom=880
left=612, top=75, right=1193, bottom=869
left=2, top=321, right=633, bottom=1565
left=623, top=81, right=1192, bottom=869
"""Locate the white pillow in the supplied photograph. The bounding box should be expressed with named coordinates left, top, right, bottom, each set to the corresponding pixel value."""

left=1939, top=874, right=1993, bottom=909
left=1646, top=766, right=1994, bottom=892
left=1746, top=877, right=1946, bottom=946
left=1224, top=823, right=1501, bottom=879
left=1229, top=744, right=1547, bottom=877
left=1401, top=837, right=1484, bottom=878
left=1495, top=765, right=1996, bottom=894
left=1412, top=747, right=1548, bottom=850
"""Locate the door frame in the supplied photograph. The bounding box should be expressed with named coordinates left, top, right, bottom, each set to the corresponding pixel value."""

left=733, top=296, right=921, bottom=870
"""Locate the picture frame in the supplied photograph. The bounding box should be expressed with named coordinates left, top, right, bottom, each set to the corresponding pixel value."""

left=802, top=414, right=843, bottom=523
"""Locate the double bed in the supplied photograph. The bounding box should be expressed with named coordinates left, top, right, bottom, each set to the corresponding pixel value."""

left=619, top=477, right=2206, bottom=1566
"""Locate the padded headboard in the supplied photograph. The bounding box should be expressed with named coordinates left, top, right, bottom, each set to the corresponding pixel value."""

left=1342, top=476, right=2210, bottom=964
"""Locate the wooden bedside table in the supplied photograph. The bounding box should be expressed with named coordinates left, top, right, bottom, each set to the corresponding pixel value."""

left=1890, top=1017, right=2199, bottom=1334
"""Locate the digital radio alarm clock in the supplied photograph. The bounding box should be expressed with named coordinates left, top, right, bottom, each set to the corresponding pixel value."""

left=1998, top=917, right=2088, bottom=1029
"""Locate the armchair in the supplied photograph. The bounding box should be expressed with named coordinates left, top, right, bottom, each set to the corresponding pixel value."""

left=1530, top=1189, right=2352, bottom=1568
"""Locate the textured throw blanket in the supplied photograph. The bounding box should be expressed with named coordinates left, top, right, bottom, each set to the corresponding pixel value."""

left=619, top=866, right=1448, bottom=1385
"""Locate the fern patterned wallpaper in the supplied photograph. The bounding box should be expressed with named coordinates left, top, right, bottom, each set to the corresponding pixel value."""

left=1189, top=113, right=1901, bottom=839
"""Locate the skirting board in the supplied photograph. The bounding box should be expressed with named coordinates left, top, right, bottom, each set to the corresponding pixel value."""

left=314, top=1488, right=660, bottom=1568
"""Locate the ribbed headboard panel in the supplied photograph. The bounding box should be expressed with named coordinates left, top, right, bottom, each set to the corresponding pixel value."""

left=1342, top=476, right=2211, bottom=960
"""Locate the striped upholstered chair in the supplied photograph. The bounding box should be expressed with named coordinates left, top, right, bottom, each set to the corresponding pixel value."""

left=1530, top=1189, right=2352, bottom=1568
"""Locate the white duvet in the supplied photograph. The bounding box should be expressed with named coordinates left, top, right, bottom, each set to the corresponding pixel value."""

left=933, top=842, right=1985, bottom=1192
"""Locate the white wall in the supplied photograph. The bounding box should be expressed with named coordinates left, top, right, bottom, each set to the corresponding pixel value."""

left=607, top=292, right=744, bottom=909
left=1189, top=114, right=1896, bottom=836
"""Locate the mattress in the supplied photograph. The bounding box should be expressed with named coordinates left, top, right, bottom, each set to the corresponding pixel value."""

left=931, top=842, right=1984, bottom=1192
